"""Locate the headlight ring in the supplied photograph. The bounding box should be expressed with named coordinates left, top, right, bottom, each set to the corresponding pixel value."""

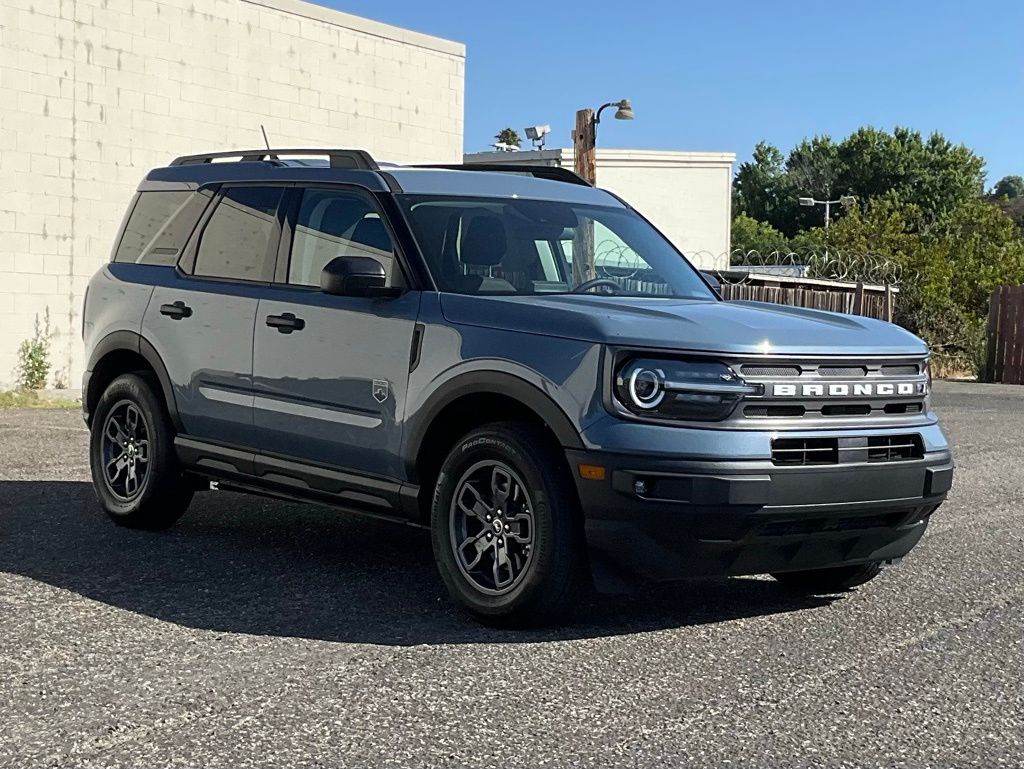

left=627, top=367, right=665, bottom=409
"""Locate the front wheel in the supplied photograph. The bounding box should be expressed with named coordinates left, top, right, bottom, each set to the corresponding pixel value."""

left=89, top=373, right=193, bottom=530
left=772, top=562, right=883, bottom=593
left=431, top=422, right=587, bottom=627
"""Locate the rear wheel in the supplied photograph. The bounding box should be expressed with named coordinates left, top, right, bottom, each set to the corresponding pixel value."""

left=89, top=373, right=193, bottom=530
left=431, top=422, right=587, bottom=627
left=772, top=562, right=883, bottom=593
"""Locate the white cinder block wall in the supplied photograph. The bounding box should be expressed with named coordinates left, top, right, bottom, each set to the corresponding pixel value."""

left=0, top=0, right=465, bottom=389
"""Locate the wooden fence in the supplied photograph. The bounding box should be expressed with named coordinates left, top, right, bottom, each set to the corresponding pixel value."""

left=986, top=285, right=1024, bottom=384
left=717, top=276, right=896, bottom=322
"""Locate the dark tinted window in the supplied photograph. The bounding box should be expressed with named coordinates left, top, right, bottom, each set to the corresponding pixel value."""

left=288, top=189, right=399, bottom=287
left=114, top=190, right=211, bottom=266
left=194, top=187, right=283, bottom=282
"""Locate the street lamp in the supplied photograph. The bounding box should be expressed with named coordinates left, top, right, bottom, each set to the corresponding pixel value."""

left=572, top=99, right=634, bottom=185
left=799, top=195, right=856, bottom=228
left=595, top=98, right=634, bottom=124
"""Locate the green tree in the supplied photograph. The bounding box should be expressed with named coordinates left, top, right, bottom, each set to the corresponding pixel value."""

left=993, top=175, right=1024, bottom=199
left=832, top=127, right=985, bottom=223
left=730, top=213, right=790, bottom=255
left=494, top=127, right=521, bottom=149
left=733, top=142, right=799, bottom=235
left=932, top=198, right=1024, bottom=317
left=733, top=127, right=986, bottom=236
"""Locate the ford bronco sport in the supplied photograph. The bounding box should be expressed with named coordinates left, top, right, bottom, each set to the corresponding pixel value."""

left=83, top=148, right=953, bottom=626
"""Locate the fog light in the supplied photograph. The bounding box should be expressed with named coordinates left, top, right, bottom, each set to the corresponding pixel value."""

left=633, top=479, right=648, bottom=496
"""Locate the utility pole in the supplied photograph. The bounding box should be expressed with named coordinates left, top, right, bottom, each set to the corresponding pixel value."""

left=571, top=109, right=597, bottom=284
left=572, top=108, right=597, bottom=185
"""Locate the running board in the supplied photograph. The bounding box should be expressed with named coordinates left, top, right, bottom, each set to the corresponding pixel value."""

left=174, top=436, right=421, bottom=520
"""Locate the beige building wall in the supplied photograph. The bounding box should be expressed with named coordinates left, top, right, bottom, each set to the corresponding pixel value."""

left=0, top=0, right=465, bottom=388
left=464, top=148, right=735, bottom=271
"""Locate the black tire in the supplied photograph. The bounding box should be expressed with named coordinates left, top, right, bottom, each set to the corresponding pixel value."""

left=89, top=373, right=193, bottom=530
left=772, top=562, right=883, bottom=593
left=431, top=422, right=587, bottom=627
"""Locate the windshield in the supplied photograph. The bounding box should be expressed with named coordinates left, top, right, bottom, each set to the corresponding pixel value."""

left=397, top=195, right=716, bottom=299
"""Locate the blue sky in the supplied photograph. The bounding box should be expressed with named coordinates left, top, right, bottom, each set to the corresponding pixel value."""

left=324, top=0, right=1022, bottom=185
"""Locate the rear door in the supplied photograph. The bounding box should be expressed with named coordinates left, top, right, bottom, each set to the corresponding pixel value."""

left=142, top=185, right=286, bottom=449
left=251, top=186, right=420, bottom=481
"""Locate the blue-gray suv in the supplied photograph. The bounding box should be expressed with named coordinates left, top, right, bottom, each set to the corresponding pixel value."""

left=82, top=148, right=953, bottom=626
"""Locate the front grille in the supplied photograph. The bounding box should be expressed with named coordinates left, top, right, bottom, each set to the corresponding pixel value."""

left=818, top=366, right=867, bottom=377
left=884, top=403, right=924, bottom=415
left=772, top=434, right=925, bottom=465
left=821, top=404, right=872, bottom=416
left=740, top=364, right=801, bottom=377
left=881, top=364, right=920, bottom=376
left=744, top=404, right=805, bottom=418
left=867, top=434, right=924, bottom=462
left=771, top=438, right=838, bottom=466
left=729, top=356, right=929, bottom=426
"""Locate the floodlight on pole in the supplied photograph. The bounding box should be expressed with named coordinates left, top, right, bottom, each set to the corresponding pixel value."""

left=798, top=195, right=856, bottom=228
left=524, top=124, right=551, bottom=150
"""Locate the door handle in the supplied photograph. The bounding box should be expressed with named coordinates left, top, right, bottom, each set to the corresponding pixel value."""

left=159, top=300, right=192, bottom=320
left=266, top=312, right=305, bottom=333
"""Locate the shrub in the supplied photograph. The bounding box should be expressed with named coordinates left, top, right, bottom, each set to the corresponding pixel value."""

left=15, top=309, right=52, bottom=390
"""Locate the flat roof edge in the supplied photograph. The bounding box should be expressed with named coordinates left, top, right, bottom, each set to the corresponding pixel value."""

left=464, top=148, right=737, bottom=166
left=241, top=0, right=466, bottom=57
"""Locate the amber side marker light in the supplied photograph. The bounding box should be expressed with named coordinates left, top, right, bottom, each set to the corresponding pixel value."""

left=578, top=464, right=606, bottom=481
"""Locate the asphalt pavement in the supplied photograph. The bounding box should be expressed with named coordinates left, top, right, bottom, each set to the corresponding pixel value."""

left=1, top=380, right=1022, bottom=767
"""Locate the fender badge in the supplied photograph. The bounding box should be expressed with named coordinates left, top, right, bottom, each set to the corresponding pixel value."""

left=372, top=379, right=389, bottom=404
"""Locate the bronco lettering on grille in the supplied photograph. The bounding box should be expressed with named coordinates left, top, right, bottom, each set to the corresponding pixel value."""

left=772, top=382, right=925, bottom=398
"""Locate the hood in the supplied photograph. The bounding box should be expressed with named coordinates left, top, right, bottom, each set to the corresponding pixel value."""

left=439, top=294, right=928, bottom=357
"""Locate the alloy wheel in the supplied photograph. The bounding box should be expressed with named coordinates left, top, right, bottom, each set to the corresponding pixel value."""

left=449, top=460, right=536, bottom=595
left=100, top=400, right=151, bottom=501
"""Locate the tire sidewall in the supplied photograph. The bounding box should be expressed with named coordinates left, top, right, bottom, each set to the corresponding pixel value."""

left=431, top=426, right=575, bottom=620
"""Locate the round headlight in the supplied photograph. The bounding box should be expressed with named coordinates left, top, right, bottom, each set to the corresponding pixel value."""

left=628, top=367, right=665, bottom=409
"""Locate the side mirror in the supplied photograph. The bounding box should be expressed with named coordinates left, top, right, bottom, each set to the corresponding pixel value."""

left=321, top=256, right=394, bottom=298
left=701, top=271, right=721, bottom=292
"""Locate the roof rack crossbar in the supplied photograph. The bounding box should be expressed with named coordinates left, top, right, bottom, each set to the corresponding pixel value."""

left=413, top=164, right=593, bottom=187
left=170, top=148, right=379, bottom=170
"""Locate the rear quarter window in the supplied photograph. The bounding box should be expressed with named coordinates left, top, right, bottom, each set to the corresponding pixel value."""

left=113, top=189, right=212, bottom=266
left=192, top=186, right=283, bottom=282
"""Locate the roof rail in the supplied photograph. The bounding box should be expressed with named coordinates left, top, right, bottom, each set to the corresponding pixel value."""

left=413, top=163, right=593, bottom=187
left=169, top=148, right=379, bottom=170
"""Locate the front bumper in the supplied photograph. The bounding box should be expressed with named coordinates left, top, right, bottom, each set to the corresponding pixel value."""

left=566, top=447, right=953, bottom=588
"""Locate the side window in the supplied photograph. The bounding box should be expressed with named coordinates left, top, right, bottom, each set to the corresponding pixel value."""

left=114, top=190, right=211, bottom=266
left=194, top=187, right=283, bottom=282
left=288, top=189, right=400, bottom=287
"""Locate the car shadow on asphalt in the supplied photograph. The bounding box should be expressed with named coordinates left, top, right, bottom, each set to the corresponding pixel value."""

left=0, top=481, right=839, bottom=645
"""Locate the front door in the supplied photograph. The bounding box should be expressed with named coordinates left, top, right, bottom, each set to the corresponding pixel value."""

left=142, top=185, right=285, bottom=448
left=252, top=187, right=420, bottom=481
